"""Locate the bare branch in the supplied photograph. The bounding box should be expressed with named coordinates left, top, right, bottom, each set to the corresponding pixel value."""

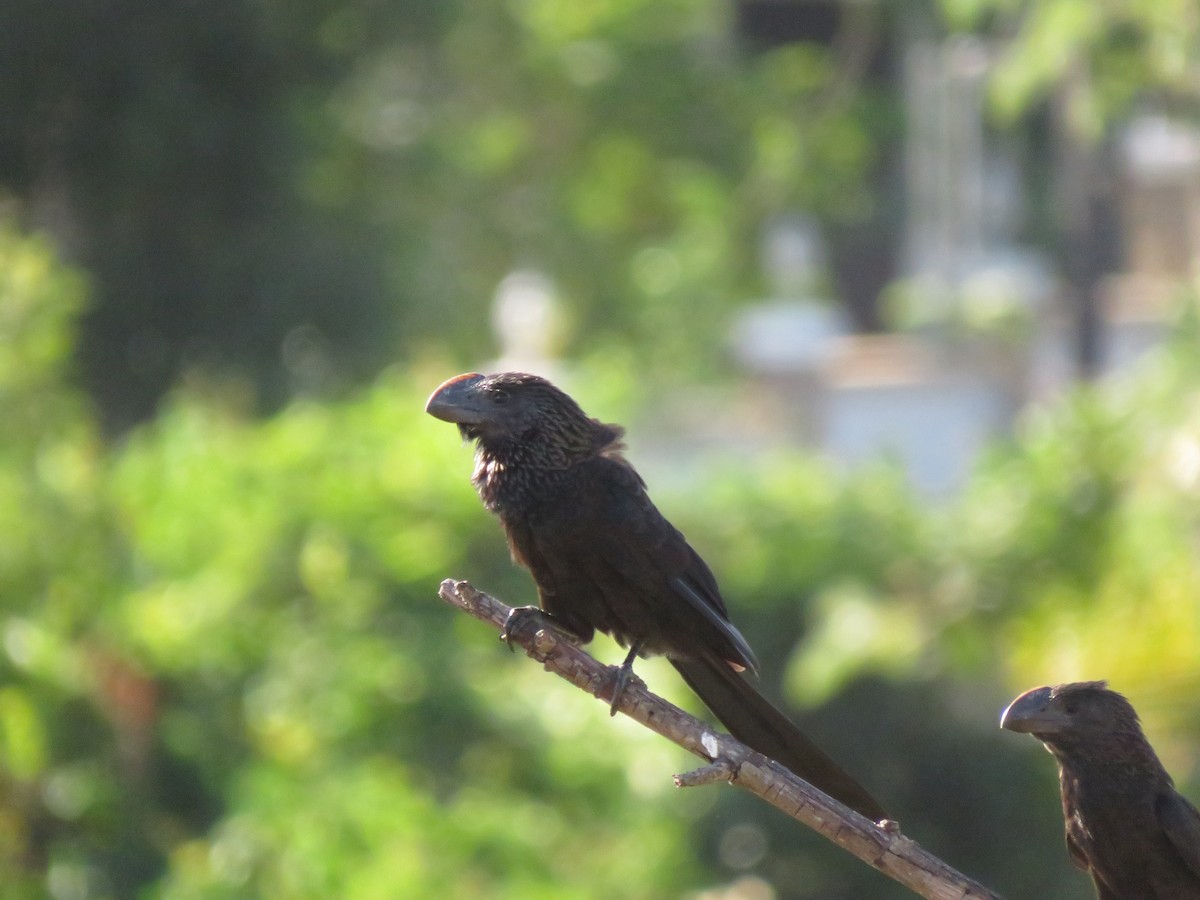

left=438, top=579, right=1003, bottom=900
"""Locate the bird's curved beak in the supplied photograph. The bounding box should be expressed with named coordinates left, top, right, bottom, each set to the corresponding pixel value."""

left=1000, top=685, right=1064, bottom=735
left=426, top=372, right=487, bottom=424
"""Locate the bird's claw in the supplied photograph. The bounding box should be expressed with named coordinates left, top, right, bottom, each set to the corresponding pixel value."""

left=607, top=667, right=637, bottom=716
left=606, top=642, right=645, bottom=716
left=501, top=606, right=583, bottom=652
left=500, top=606, right=546, bottom=651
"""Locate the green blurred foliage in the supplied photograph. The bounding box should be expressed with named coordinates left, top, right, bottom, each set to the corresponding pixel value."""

left=12, top=224, right=1200, bottom=900
left=943, top=0, right=1200, bottom=131
left=0, top=0, right=895, bottom=429
left=316, top=0, right=891, bottom=379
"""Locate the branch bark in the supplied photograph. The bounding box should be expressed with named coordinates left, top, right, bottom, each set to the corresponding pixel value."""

left=438, top=578, right=1003, bottom=900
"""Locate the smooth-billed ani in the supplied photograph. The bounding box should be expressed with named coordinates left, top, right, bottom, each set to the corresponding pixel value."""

left=427, top=371, right=886, bottom=821
left=1002, top=680, right=1200, bottom=899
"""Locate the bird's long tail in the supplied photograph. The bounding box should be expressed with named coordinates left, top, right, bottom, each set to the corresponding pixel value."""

left=670, top=655, right=887, bottom=821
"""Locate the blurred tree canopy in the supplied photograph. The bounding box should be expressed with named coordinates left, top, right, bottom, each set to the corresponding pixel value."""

left=0, top=0, right=899, bottom=430
left=941, top=0, right=1200, bottom=131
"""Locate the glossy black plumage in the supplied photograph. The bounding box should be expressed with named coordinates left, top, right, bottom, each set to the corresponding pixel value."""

left=427, top=371, right=886, bottom=820
left=1002, top=681, right=1200, bottom=899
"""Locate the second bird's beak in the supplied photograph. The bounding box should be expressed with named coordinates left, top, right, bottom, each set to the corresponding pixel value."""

left=426, top=372, right=487, bottom=425
left=1000, top=685, right=1063, bottom=735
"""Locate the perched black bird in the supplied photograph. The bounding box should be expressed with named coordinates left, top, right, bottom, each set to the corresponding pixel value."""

left=426, top=371, right=886, bottom=821
left=1001, top=681, right=1200, bottom=899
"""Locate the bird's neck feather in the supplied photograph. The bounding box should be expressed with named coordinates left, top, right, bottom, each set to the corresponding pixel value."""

left=1054, top=736, right=1173, bottom=801
left=470, top=416, right=623, bottom=515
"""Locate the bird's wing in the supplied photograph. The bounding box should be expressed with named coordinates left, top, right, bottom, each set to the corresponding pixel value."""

left=1158, top=790, right=1200, bottom=879
left=594, top=456, right=759, bottom=669
left=523, top=455, right=756, bottom=670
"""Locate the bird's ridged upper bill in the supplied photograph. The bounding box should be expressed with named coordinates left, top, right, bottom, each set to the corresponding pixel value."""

left=1000, top=685, right=1062, bottom=734
left=425, top=372, right=487, bottom=424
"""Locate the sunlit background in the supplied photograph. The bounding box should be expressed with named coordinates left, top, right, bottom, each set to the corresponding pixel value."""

left=2, top=0, right=1200, bottom=897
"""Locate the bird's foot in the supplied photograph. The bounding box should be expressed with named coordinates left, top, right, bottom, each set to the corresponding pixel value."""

left=500, top=606, right=547, bottom=651
left=500, top=606, right=581, bottom=652
left=606, top=642, right=645, bottom=717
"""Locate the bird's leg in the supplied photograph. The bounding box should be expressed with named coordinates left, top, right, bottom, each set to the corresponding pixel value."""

left=607, top=641, right=644, bottom=717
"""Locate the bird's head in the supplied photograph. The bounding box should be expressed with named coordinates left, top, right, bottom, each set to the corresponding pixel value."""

left=425, top=371, right=622, bottom=460
left=1000, top=681, right=1142, bottom=748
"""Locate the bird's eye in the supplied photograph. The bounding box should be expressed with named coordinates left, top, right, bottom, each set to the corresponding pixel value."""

left=1064, top=703, right=1077, bottom=715
left=491, top=388, right=509, bottom=404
